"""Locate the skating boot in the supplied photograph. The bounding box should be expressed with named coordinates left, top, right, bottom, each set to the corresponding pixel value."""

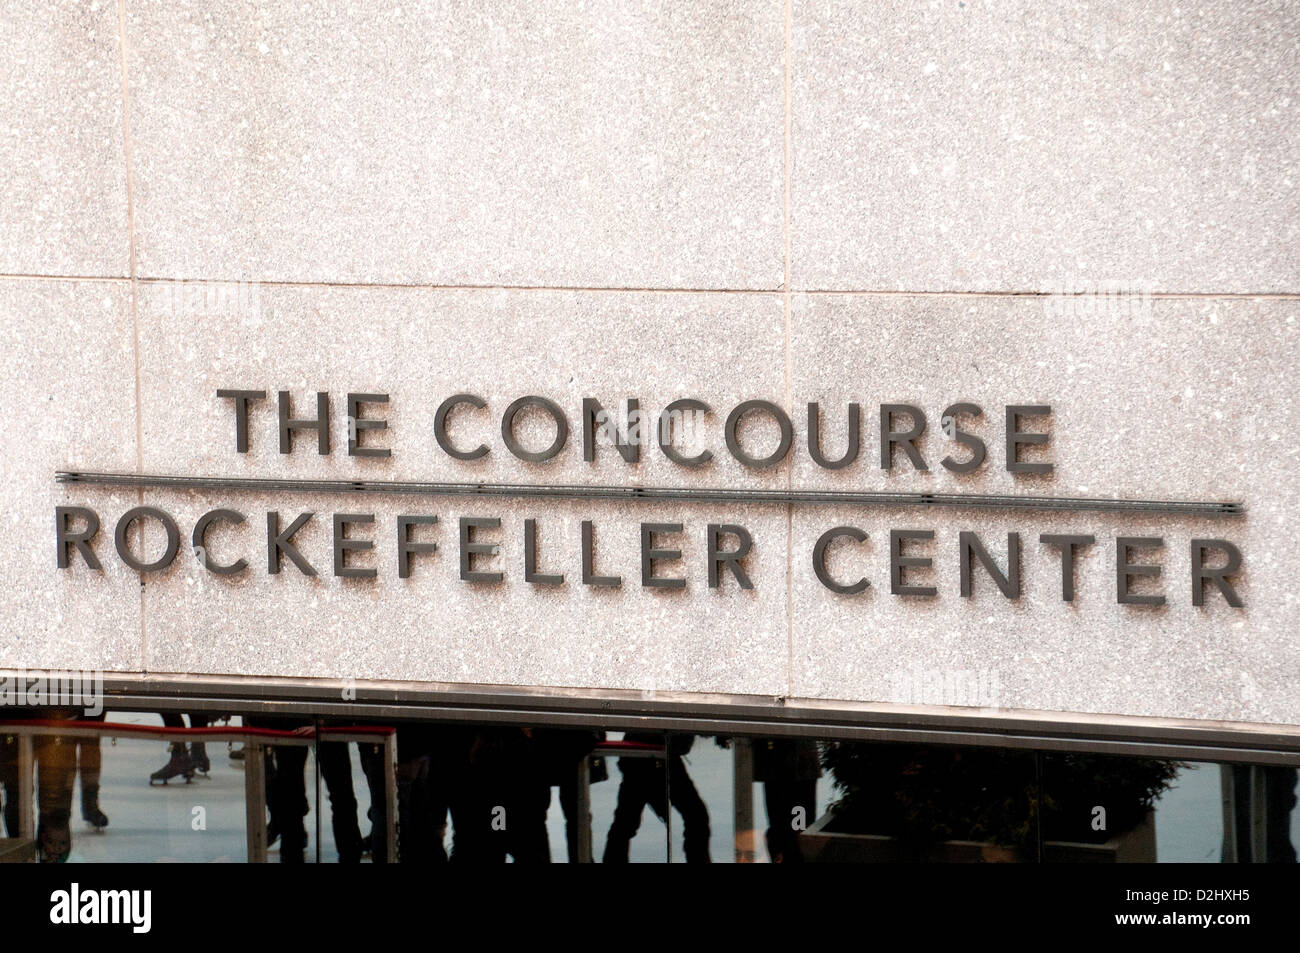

left=189, top=741, right=211, bottom=775
left=81, top=785, right=109, bottom=831
left=149, top=742, right=194, bottom=784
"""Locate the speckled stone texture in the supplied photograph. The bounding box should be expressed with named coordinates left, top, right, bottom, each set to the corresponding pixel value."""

left=132, top=286, right=789, bottom=490
left=138, top=494, right=789, bottom=698
left=25, top=286, right=1285, bottom=724
left=792, top=0, right=1300, bottom=292
left=788, top=295, right=1298, bottom=725
left=0, top=0, right=129, bottom=277
left=5, top=2, right=1300, bottom=732
left=0, top=280, right=141, bottom=672
left=123, top=0, right=784, bottom=288
left=126, top=287, right=790, bottom=694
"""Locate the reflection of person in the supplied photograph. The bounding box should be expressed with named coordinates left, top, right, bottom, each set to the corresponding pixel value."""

left=537, top=729, right=605, bottom=862
left=0, top=708, right=79, bottom=862
left=77, top=710, right=108, bottom=830
left=0, top=725, right=19, bottom=838
left=452, top=726, right=551, bottom=864
left=753, top=738, right=820, bottom=863
left=36, top=729, right=77, bottom=862
left=603, top=733, right=711, bottom=863
left=316, top=739, right=366, bottom=862
left=1269, top=768, right=1299, bottom=863
left=150, top=712, right=213, bottom=783
left=395, top=723, right=464, bottom=863
left=354, top=740, right=390, bottom=862
left=244, top=715, right=366, bottom=863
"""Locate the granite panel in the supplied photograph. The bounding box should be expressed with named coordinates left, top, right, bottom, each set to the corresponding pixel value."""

left=124, top=0, right=784, bottom=288
left=0, top=0, right=130, bottom=276
left=791, top=0, right=1300, bottom=291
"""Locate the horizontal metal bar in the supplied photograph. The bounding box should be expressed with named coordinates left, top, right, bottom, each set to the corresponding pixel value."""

left=56, top=471, right=1244, bottom=516
left=0, top=721, right=392, bottom=745
left=86, top=674, right=1300, bottom=765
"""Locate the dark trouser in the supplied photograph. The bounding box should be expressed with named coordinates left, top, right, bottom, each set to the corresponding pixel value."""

left=395, top=727, right=451, bottom=863
left=558, top=774, right=580, bottom=862
left=267, top=741, right=365, bottom=863
left=764, top=778, right=816, bottom=863
left=0, top=733, right=18, bottom=837
left=270, top=743, right=310, bottom=862
left=78, top=710, right=105, bottom=811
left=441, top=727, right=550, bottom=865
left=356, top=742, right=390, bottom=863
left=318, top=742, right=364, bottom=863
left=76, top=736, right=101, bottom=788
left=603, top=755, right=710, bottom=863
left=35, top=733, right=77, bottom=861
left=451, top=774, right=551, bottom=864
left=0, top=718, right=78, bottom=849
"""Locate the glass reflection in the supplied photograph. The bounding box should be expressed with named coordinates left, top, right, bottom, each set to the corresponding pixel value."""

left=1043, top=754, right=1299, bottom=863
left=813, top=743, right=1038, bottom=862
left=1, top=710, right=1294, bottom=864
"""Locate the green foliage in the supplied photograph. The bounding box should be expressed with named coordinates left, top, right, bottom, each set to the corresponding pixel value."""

left=821, top=743, right=1183, bottom=855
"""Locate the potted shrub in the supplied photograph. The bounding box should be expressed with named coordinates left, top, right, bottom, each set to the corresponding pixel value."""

left=800, top=743, right=1180, bottom=863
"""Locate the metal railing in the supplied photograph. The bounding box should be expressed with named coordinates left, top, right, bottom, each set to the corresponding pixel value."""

left=0, top=719, right=397, bottom=863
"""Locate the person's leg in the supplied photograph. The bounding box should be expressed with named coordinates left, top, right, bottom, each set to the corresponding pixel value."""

left=448, top=767, right=500, bottom=864
left=271, top=744, right=310, bottom=862
left=35, top=733, right=77, bottom=862
left=152, top=713, right=193, bottom=783
left=558, top=772, right=580, bottom=862
left=402, top=754, right=434, bottom=862
left=764, top=777, right=815, bottom=863
left=506, top=778, right=552, bottom=864
left=1264, top=766, right=1297, bottom=864
left=667, top=755, right=711, bottom=863
left=356, top=741, right=389, bottom=863
left=0, top=732, right=18, bottom=837
left=318, top=741, right=362, bottom=862
left=187, top=713, right=211, bottom=774
left=77, top=735, right=107, bottom=829
left=602, top=760, right=652, bottom=863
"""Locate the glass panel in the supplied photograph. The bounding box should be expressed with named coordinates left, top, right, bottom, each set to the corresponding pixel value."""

left=747, top=736, right=827, bottom=864
left=1, top=710, right=248, bottom=862
left=811, top=740, right=1039, bottom=862
left=651, top=732, right=723, bottom=863
left=1039, top=751, right=1172, bottom=862
left=1041, top=753, right=1298, bottom=863
left=9, top=708, right=1294, bottom=865
left=662, top=733, right=829, bottom=864
left=586, top=730, right=669, bottom=863
left=314, top=719, right=669, bottom=862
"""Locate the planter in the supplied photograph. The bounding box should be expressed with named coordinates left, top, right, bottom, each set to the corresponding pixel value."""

left=798, top=809, right=1156, bottom=863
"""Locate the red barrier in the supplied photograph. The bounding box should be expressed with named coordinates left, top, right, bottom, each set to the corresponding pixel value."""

left=0, top=719, right=394, bottom=739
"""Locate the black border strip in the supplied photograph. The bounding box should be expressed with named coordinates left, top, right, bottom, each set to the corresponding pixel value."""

left=57, top=471, right=1244, bottom=516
